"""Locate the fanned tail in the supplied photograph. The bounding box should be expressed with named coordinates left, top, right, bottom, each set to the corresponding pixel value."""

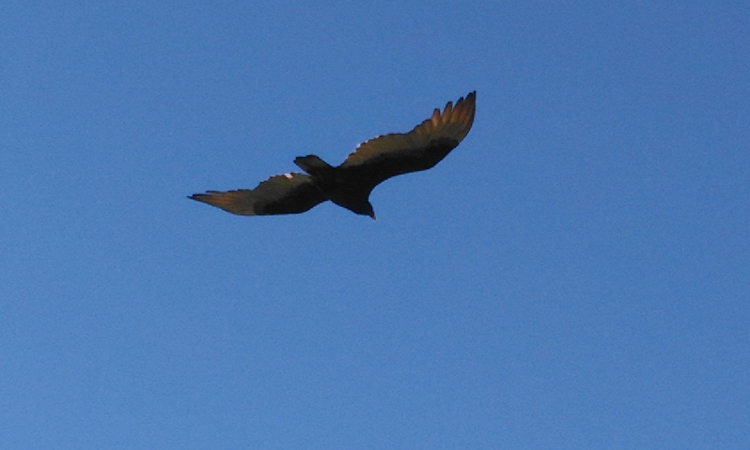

left=294, top=155, right=334, bottom=179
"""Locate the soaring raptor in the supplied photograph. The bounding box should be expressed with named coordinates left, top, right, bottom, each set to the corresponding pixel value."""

left=190, top=92, right=476, bottom=219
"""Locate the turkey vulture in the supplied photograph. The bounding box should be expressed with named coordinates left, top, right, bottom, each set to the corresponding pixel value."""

left=189, top=91, right=475, bottom=219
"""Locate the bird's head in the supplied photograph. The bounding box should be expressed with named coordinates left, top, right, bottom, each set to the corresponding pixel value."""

left=361, top=202, right=376, bottom=221
left=350, top=201, right=376, bottom=220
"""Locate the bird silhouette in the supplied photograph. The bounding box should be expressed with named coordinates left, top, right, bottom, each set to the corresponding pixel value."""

left=189, top=91, right=475, bottom=219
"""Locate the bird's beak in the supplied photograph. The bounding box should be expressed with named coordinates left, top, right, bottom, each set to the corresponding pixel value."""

left=370, top=213, right=376, bottom=221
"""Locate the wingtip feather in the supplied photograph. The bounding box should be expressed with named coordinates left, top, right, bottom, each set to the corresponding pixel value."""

left=431, top=108, right=441, bottom=127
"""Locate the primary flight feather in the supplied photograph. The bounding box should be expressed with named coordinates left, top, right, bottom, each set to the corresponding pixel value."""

left=189, top=91, right=476, bottom=219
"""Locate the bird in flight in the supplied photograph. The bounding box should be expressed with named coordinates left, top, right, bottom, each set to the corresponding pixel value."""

left=189, top=91, right=476, bottom=220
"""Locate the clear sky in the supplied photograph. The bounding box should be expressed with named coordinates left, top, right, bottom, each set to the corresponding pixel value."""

left=2, top=1, right=748, bottom=449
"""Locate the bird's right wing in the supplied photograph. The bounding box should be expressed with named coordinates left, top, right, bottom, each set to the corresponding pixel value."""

left=339, top=92, right=475, bottom=189
left=189, top=172, right=326, bottom=215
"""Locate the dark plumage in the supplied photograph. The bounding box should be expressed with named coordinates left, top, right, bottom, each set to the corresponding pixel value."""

left=189, top=91, right=476, bottom=219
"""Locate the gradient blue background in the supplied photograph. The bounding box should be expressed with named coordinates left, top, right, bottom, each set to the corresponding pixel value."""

left=2, top=2, right=748, bottom=448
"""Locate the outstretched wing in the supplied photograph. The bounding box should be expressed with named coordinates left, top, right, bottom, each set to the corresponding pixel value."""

left=189, top=172, right=326, bottom=215
left=339, top=91, right=475, bottom=189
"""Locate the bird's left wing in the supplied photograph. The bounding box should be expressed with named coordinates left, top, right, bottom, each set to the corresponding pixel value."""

left=189, top=172, right=326, bottom=215
left=339, top=92, right=475, bottom=188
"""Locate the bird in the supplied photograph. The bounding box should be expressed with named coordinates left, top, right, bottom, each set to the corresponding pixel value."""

left=189, top=91, right=476, bottom=220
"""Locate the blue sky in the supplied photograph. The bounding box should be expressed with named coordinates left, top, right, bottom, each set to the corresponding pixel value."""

left=2, top=1, right=748, bottom=448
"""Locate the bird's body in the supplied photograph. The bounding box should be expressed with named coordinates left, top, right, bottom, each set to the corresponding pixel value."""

left=190, top=92, right=476, bottom=219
